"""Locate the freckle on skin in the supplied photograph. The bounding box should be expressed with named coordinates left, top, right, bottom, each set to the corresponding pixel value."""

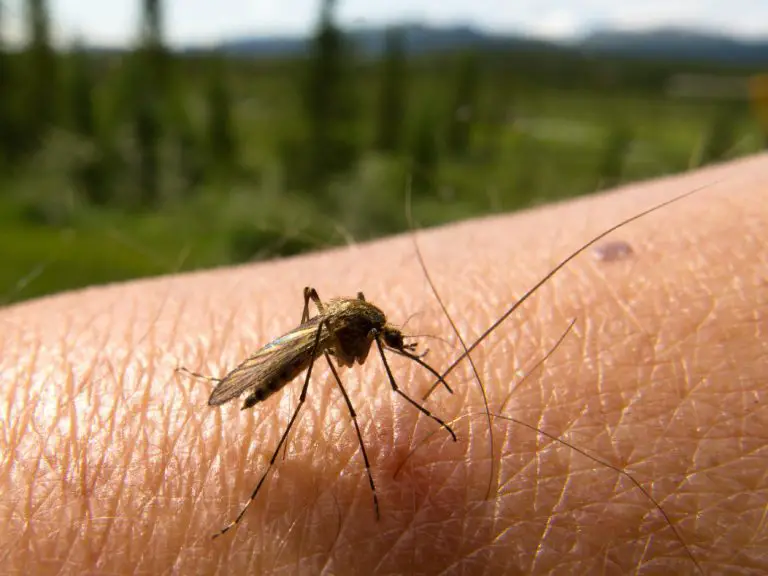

left=592, top=240, right=635, bottom=262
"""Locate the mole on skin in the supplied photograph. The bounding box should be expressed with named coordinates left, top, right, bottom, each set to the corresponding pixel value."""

left=592, top=240, right=635, bottom=262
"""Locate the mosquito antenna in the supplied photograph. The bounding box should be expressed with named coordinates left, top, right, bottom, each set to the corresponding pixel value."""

left=400, top=310, right=423, bottom=331
left=402, top=332, right=456, bottom=347
left=406, top=177, right=496, bottom=501
left=422, top=181, right=718, bottom=400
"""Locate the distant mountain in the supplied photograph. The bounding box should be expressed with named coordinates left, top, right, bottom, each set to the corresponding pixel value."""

left=580, top=28, right=768, bottom=66
left=215, top=24, right=555, bottom=59
left=195, top=24, right=768, bottom=67
left=213, top=35, right=307, bottom=57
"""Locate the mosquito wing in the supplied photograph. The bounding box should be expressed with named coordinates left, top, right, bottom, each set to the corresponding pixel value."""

left=208, top=316, right=329, bottom=406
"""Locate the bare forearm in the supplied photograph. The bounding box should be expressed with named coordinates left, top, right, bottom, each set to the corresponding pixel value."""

left=1, top=153, right=766, bottom=574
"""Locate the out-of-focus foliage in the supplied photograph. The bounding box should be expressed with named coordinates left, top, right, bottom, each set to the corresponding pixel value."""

left=0, top=0, right=765, bottom=304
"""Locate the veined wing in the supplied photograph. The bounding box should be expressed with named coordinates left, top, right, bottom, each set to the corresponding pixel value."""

left=208, top=315, right=330, bottom=406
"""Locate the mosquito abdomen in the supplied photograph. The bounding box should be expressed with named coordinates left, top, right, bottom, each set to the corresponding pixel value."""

left=241, top=355, right=313, bottom=409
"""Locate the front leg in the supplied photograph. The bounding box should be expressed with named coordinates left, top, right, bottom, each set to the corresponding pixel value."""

left=303, top=287, right=350, bottom=366
left=301, top=286, right=325, bottom=323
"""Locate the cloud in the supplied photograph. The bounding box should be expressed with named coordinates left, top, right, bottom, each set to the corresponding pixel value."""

left=527, top=10, right=581, bottom=40
left=6, top=0, right=767, bottom=47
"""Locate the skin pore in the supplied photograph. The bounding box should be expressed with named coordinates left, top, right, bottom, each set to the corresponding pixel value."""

left=1, top=154, right=766, bottom=574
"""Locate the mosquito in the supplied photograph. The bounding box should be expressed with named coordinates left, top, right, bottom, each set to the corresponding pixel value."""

left=178, top=286, right=457, bottom=539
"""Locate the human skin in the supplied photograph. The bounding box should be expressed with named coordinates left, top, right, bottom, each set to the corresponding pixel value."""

left=1, top=154, right=766, bottom=575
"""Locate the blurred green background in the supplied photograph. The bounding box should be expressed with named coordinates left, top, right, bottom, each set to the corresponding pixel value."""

left=1, top=0, right=767, bottom=304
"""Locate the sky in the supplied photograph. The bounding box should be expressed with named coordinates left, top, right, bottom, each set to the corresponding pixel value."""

left=3, top=0, right=768, bottom=47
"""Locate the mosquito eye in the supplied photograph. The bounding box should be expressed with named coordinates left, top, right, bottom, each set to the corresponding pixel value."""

left=384, top=332, right=403, bottom=348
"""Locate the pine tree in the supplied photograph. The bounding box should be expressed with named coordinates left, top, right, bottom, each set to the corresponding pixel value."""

left=374, top=26, right=407, bottom=153
left=409, top=105, right=439, bottom=196
left=67, top=42, right=95, bottom=139
left=133, top=0, right=167, bottom=206
left=135, top=89, right=160, bottom=206
left=445, top=52, right=479, bottom=157
left=598, top=122, right=633, bottom=189
left=66, top=41, right=114, bottom=205
left=697, top=104, right=741, bottom=166
left=23, top=0, right=57, bottom=149
left=206, top=55, right=237, bottom=173
left=0, top=2, right=14, bottom=166
left=301, top=0, right=360, bottom=188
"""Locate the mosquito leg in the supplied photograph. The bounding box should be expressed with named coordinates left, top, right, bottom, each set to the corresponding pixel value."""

left=302, top=286, right=325, bottom=323
left=212, top=319, right=327, bottom=539
left=388, top=347, right=453, bottom=394
left=287, top=289, right=316, bottom=461
left=288, top=290, right=337, bottom=463
left=308, top=287, right=325, bottom=313
left=322, top=351, right=380, bottom=520
left=306, top=286, right=345, bottom=354
left=175, top=366, right=222, bottom=383
left=301, top=287, right=312, bottom=323
left=374, top=335, right=457, bottom=442
left=288, top=287, right=328, bottom=461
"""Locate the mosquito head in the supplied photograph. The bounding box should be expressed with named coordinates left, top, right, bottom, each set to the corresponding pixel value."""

left=381, top=325, right=419, bottom=353
left=380, top=325, right=404, bottom=349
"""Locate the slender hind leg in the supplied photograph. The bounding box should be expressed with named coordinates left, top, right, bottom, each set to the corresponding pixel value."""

left=212, top=318, right=328, bottom=539
left=175, top=366, right=222, bottom=383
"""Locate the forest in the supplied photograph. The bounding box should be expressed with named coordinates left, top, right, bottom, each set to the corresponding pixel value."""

left=1, top=0, right=766, bottom=303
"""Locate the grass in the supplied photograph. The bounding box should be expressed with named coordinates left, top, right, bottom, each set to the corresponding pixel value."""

left=0, top=69, right=762, bottom=305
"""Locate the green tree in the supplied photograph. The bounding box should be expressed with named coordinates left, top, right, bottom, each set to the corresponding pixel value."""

left=133, top=0, right=168, bottom=206
left=65, top=41, right=115, bottom=205
left=165, top=82, right=204, bottom=195
left=206, top=55, right=237, bottom=173
left=445, top=52, right=479, bottom=157
left=374, top=26, right=407, bottom=153
left=66, top=42, right=96, bottom=139
left=22, top=0, right=57, bottom=148
left=134, top=87, right=161, bottom=206
left=141, top=0, right=164, bottom=56
left=695, top=104, right=741, bottom=167
left=0, top=2, right=15, bottom=166
left=176, top=118, right=204, bottom=192
left=300, top=0, right=360, bottom=188
left=408, top=104, right=439, bottom=196
left=598, top=121, right=633, bottom=189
